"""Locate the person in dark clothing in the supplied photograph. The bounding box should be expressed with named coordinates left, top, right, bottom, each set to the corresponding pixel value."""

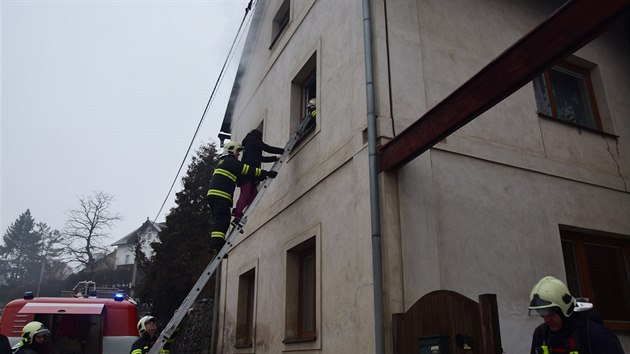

left=207, top=140, right=277, bottom=250
left=130, top=315, right=158, bottom=354
left=529, top=276, right=625, bottom=354
left=14, top=321, right=51, bottom=354
left=233, top=129, right=284, bottom=222
left=0, top=333, right=11, bottom=354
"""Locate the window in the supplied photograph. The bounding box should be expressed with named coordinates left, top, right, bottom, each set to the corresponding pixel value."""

left=284, top=237, right=316, bottom=342
left=125, top=254, right=130, bottom=264
left=533, top=60, right=601, bottom=130
left=560, top=227, right=630, bottom=330
left=270, top=0, right=290, bottom=48
left=236, top=268, right=256, bottom=348
left=290, top=52, right=317, bottom=144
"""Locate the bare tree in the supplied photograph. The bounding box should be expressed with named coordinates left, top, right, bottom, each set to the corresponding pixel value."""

left=61, top=191, right=121, bottom=274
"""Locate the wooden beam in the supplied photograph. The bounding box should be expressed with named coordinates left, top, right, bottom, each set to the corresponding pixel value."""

left=378, top=0, right=629, bottom=172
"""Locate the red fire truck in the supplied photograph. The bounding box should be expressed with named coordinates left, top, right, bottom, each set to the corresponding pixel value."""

left=0, top=292, right=138, bottom=353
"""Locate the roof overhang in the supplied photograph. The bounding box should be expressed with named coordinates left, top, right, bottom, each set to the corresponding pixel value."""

left=18, top=302, right=104, bottom=315
left=378, top=0, right=629, bottom=172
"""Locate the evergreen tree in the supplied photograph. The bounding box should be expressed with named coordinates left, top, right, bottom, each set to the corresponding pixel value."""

left=34, top=222, right=66, bottom=295
left=0, top=210, right=44, bottom=285
left=137, top=142, right=218, bottom=320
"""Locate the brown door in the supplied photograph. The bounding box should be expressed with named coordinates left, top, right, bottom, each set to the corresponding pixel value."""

left=392, top=290, right=502, bottom=354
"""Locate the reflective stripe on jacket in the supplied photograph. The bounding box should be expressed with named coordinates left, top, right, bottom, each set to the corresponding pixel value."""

left=207, top=154, right=262, bottom=202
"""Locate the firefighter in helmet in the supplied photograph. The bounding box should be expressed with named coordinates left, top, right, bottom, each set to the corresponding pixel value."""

left=207, top=140, right=277, bottom=251
left=529, top=276, right=624, bottom=354
left=14, top=321, right=51, bottom=354
left=305, top=97, right=316, bottom=131
left=130, top=315, right=159, bottom=354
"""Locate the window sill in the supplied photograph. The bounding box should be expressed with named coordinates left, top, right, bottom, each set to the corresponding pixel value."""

left=269, top=31, right=285, bottom=50
left=235, top=343, right=253, bottom=349
left=282, top=336, right=317, bottom=344
left=537, top=113, right=618, bottom=139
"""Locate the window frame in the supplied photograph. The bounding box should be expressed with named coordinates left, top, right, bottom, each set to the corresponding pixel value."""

left=283, top=224, right=321, bottom=349
left=560, top=227, right=630, bottom=332
left=297, top=244, right=316, bottom=338
left=534, top=59, right=602, bottom=131
left=290, top=50, right=319, bottom=151
left=235, top=267, right=256, bottom=348
left=284, top=237, right=317, bottom=342
left=270, top=0, right=290, bottom=49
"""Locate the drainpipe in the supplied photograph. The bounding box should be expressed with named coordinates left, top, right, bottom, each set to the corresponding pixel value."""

left=362, top=0, right=385, bottom=353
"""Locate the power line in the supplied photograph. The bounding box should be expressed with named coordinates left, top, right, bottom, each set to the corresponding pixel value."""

left=153, top=0, right=257, bottom=223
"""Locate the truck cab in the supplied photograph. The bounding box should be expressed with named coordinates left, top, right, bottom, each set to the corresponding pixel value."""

left=1, top=293, right=138, bottom=354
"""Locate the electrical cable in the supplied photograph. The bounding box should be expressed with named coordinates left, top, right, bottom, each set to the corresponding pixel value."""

left=153, top=0, right=257, bottom=222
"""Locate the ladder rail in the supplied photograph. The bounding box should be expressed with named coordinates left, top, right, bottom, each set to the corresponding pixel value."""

left=148, top=115, right=314, bottom=354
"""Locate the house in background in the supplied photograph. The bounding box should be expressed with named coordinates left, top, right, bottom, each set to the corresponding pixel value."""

left=211, top=1, right=629, bottom=353
left=111, top=218, right=165, bottom=268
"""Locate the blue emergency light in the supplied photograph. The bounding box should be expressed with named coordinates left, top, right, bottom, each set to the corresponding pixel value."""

left=23, top=291, right=34, bottom=300
left=114, top=292, right=125, bottom=302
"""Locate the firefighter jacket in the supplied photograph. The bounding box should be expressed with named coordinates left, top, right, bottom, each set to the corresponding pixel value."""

left=207, top=154, right=265, bottom=202
left=14, top=347, right=40, bottom=354
left=129, top=334, right=156, bottom=354
left=14, top=341, right=48, bottom=354
left=530, top=312, right=624, bottom=354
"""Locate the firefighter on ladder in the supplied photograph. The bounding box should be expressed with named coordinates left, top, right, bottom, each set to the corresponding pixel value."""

left=207, top=140, right=277, bottom=251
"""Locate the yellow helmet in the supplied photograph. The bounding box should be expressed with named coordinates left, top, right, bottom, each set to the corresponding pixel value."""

left=222, top=140, right=243, bottom=156
left=137, top=315, right=156, bottom=336
left=529, top=276, right=576, bottom=317
left=20, top=321, right=50, bottom=346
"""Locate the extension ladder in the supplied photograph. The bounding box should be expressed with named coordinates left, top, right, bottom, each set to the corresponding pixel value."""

left=148, top=114, right=314, bottom=354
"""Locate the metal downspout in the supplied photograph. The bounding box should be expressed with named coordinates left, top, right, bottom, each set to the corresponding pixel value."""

left=362, top=0, right=385, bottom=353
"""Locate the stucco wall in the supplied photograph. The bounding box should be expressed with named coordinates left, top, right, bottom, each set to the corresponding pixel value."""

left=114, top=228, right=158, bottom=267
left=115, top=244, right=134, bottom=266
left=216, top=0, right=378, bottom=353
left=217, top=154, right=375, bottom=353
left=389, top=1, right=630, bottom=353
left=399, top=150, right=630, bottom=353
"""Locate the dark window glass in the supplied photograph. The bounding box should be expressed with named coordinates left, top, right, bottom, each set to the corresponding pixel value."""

left=560, top=228, right=630, bottom=329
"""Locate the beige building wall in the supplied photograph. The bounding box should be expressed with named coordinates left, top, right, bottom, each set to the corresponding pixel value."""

left=216, top=0, right=629, bottom=353
left=381, top=0, right=630, bottom=353
left=216, top=0, right=376, bottom=353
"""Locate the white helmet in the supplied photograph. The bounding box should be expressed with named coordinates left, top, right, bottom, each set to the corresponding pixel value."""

left=529, top=276, right=576, bottom=317
left=20, top=321, right=50, bottom=346
left=137, top=315, right=156, bottom=336
left=222, top=140, right=243, bottom=156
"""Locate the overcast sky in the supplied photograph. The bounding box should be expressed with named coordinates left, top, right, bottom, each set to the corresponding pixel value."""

left=1, top=0, right=250, bottom=247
